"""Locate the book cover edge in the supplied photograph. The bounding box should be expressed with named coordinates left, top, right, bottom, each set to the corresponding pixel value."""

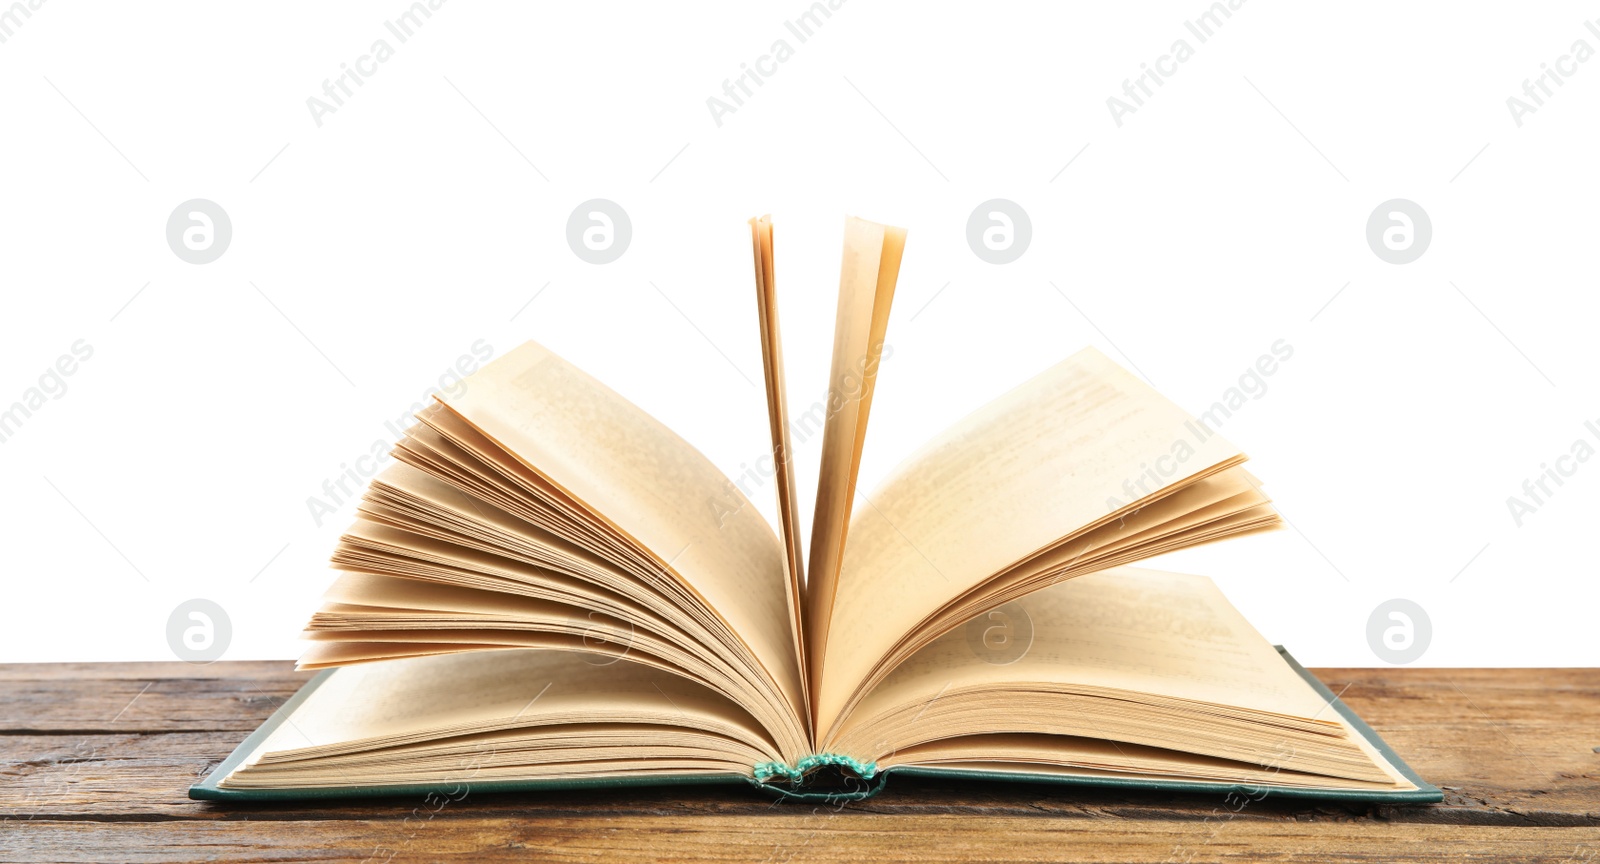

left=190, top=648, right=1442, bottom=804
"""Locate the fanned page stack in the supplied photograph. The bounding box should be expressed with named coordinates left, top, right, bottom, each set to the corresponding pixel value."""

left=195, top=217, right=1439, bottom=804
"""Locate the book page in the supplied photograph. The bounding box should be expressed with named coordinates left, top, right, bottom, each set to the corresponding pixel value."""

left=815, top=348, right=1245, bottom=741
left=223, top=650, right=779, bottom=788
left=841, top=567, right=1329, bottom=740
left=805, top=216, right=906, bottom=707
left=255, top=650, right=774, bottom=758
left=749, top=215, right=808, bottom=719
left=887, top=740, right=1408, bottom=791
left=437, top=342, right=803, bottom=722
left=828, top=568, right=1407, bottom=788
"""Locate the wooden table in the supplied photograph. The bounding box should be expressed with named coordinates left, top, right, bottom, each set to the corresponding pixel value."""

left=1, top=663, right=1596, bottom=862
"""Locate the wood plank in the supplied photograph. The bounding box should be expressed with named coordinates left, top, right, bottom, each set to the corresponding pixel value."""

left=0, top=665, right=1596, bottom=828
left=0, top=662, right=301, bottom=681
left=0, top=666, right=308, bottom=733
left=0, top=661, right=1596, bottom=864
left=1, top=737, right=1593, bottom=828
left=4, top=816, right=1598, bottom=863
left=1321, top=667, right=1600, bottom=825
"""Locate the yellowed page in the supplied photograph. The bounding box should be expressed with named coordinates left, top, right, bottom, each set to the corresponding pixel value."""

left=815, top=348, right=1245, bottom=740
left=805, top=216, right=906, bottom=707
left=437, top=342, right=802, bottom=721
left=899, top=470, right=1269, bottom=648
left=253, top=650, right=773, bottom=758
left=829, top=568, right=1406, bottom=787
left=844, top=567, right=1328, bottom=735
left=307, top=417, right=810, bottom=760
left=303, top=566, right=798, bottom=734
left=887, top=736, right=1406, bottom=790
left=749, top=215, right=807, bottom=720
left=222, top=650, right=779, bottom=789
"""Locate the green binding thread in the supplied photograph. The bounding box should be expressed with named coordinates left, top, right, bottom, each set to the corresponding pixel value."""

left=753, top=754, right=878, bottom=784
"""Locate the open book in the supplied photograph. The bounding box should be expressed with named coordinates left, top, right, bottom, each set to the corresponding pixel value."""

left=194, top=217, right=1438, bottom=803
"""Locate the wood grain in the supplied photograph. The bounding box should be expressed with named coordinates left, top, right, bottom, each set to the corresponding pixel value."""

left=0, top=663, right=1596, bottom=862
left=6, top=818, right=1600, bottom=864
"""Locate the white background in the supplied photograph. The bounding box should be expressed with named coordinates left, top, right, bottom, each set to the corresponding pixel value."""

left=2, top=0, right=1596, bottom=666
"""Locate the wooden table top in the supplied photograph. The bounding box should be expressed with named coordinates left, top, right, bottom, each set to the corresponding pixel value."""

left=0, top=662, right=1596, bottom=862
